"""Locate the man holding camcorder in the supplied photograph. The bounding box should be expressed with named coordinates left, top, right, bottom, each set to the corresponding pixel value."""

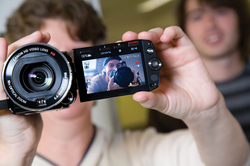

left=0, top=0, right=249, bottom=166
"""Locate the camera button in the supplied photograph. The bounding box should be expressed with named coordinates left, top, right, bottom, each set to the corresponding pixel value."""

left=147, top=48, right=154, bottom=54
left=99, top=47, right=111, bottom=51
left=151, top=74, right=158, bottom=82
left=150, top=83, right=158, bottom=87
left=148, top=58, right=162, bottom=70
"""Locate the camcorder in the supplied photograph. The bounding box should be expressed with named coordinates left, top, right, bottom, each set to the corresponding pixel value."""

left=1, top=40, right=162, bottom=114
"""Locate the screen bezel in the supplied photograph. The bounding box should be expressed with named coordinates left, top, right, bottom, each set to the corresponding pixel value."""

left=73, top=40, right=150, bottom=102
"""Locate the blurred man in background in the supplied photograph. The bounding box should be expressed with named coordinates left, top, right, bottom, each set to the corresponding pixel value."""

left=148, top=0, right=250, bottom=142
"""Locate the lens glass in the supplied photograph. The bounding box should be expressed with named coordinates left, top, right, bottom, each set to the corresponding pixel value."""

left=114, top=67, right=134, bottom=87
left=22, top=63, right=54, bottom=92
left=30, top=72, right=45, bottom=84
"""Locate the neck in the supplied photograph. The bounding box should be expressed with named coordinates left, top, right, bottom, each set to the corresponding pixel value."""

left=201, top=50, right=245, bottom=83
left=37, top=110, right=94, bottom=166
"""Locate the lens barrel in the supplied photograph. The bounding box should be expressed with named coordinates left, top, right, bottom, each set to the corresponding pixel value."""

left=114, top=67, right=134, bottom=87
left=2, top=43, right=76, bottom=113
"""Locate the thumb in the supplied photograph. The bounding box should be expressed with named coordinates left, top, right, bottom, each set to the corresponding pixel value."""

left=133, top=91, right=168, bottom=112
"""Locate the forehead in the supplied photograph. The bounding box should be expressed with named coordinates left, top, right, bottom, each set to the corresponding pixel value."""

left=185, top=0, right=207, bottom=13
left=106, top=59, right=120, bottom=64
left=185, top=0, right=233, bottom=12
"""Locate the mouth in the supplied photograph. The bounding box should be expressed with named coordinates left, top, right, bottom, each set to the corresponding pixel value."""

left=205, top=34, right=222, bottom=44
left=209, top=35, right=219, bottom=42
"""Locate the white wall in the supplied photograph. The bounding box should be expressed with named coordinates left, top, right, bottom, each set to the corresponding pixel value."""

left=0, top=0, right=24, bottom=34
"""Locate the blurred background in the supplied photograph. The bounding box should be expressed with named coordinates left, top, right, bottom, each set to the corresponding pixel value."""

left=0, top=0, right=178, bottom=130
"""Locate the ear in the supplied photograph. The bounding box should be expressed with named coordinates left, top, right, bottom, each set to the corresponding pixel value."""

left=102, top=66, right=106, bottom=73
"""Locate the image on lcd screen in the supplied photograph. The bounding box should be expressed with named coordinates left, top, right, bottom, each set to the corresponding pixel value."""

left=82, top=53, right=146, bottom=94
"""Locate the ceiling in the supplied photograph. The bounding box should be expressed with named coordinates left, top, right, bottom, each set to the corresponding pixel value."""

left=101, top=0, right=179, bottom=43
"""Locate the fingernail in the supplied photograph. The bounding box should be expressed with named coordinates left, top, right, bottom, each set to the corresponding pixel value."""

left=42, top=32, right=48, bottom=36
left=42, top=32, right=50, bottom=38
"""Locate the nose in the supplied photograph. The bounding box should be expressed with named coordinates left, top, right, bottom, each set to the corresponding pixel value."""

left=111, top=66, right=116, bottom=70
left=204, top=12, right=217, bottom=30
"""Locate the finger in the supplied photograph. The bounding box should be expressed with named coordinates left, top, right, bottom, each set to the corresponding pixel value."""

left=8, top=31, right=50, bottom=55
left=137, top=27, right=164, bottom=44
left=160, top=26, right=195, bottom=50
left=40, top=32, right=50, bottom=43
left=0, top=38, right=8, bottom=63
left=122, top=31, right=138, bottom=41
left=0, top=38, right=8, bottom=100
left=109, top=76, right=114, bottom=84
left=160, top=26, right=186, bottom=43
left=108, top=76, right=115, bottom=90
left=131, top=70, right=137, bottom=82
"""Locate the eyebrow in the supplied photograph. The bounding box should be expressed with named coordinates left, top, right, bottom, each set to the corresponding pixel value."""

left=186, top=8, right=203, bottom=18
left=186, top=4, right=227, bottom=17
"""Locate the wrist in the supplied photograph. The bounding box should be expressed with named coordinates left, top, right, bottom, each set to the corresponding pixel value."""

left=0, top=145, right=37, bottom=166
left=183, top=93, right=249, bottom=166
left=183, top=93, right=227, bottom=127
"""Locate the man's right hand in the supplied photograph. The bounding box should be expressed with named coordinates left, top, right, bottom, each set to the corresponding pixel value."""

left=0, top=31, right=49, bottom=166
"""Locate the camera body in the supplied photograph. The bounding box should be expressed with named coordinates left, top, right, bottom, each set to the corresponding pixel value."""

left=73, top=40, right=162, bottom=102
left=2, top=40, right=162, bottom=114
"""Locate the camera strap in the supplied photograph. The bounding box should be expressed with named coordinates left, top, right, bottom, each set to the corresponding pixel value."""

left=0, top=99, right=10, bottom=110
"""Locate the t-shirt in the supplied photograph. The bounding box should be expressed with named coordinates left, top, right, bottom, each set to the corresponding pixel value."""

left=148, top=62, right=250, bottom=143
left=32, top=127, right=205, bottom=166
left=87, top=74, right=108, bottom=94
left=215, top=62, right=250, bottom=142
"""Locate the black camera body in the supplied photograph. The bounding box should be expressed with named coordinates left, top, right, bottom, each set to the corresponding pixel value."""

left=2, top=40, right=162, bottom=114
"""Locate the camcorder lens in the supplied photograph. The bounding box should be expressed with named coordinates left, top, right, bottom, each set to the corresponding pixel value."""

left=2, top=43, right=76, bottom=113
left=114, top=67, right=134, bottom=87
left=22, top=63, right=54, bottom=92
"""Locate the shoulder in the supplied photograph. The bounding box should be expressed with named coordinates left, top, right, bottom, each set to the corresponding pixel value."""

left=91, top=73, right=106, bottom=82
left=82, top=127, right=204, bottom=166
left=245, top=62, right=250, bottom=72
left=32, top=154, right=55, bottom=166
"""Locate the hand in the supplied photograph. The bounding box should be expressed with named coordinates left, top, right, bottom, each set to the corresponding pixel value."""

left=107, top=76, right=123, bottom=91
left=0, top=31, right=49, bottom=165
left=122, top=26, right=249, bottom=166
left=131, top=70, right=138, bottom=83
left=122, top=27, right=221, bottom=122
